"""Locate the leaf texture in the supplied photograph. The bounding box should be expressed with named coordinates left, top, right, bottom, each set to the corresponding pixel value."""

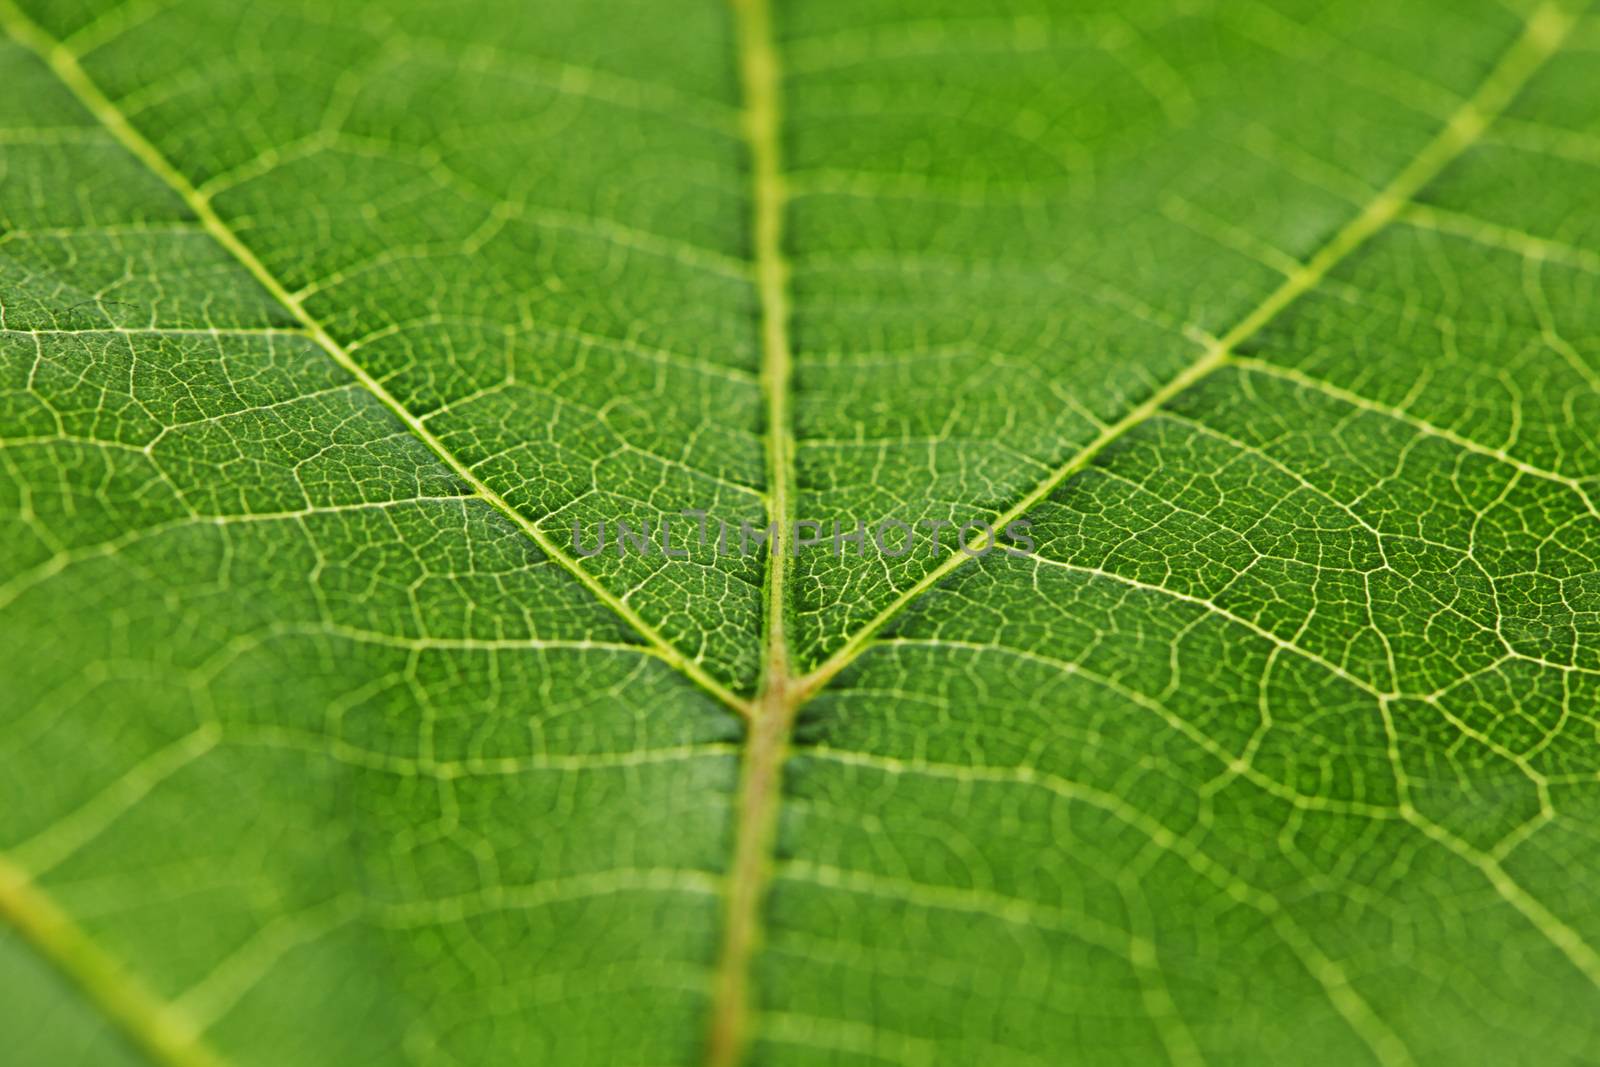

left=2, top=0, right=1599, bottom=1065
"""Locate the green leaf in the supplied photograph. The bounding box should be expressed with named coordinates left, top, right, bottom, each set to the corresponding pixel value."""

left=3, top=0, right=1598, bottom=1064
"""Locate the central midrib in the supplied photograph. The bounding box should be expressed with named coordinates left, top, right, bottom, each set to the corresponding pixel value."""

left=0, top=1, right=1578, bottom=1065
left=701, top=2, right=1578, bottom=1065
left=707, top=1, right=798, bottom=1064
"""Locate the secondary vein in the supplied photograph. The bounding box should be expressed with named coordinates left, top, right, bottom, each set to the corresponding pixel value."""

left=0, top=0, right=747, bottom=718
left=0, top=4, right=1581, bottom=1067
left=0, top=850, right=231, bottom=1067
left=794, top=0, right=1579, bottom=708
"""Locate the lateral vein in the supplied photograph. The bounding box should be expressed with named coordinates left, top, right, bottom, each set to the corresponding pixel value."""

left=0, top=0, right=747, bottom=718
left=794, top=0, right=1579, bottom=707
left=0, top=850, right=232, bottom=1067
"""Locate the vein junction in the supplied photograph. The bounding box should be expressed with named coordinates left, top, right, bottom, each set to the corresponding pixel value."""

left=3, top=0, right=1600, bottom=1062
left=704, top=3, right=1587, bottom=1065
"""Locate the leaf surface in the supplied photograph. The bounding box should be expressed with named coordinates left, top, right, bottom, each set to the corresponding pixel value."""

left=2, top=1, right=1599, bottom=1065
